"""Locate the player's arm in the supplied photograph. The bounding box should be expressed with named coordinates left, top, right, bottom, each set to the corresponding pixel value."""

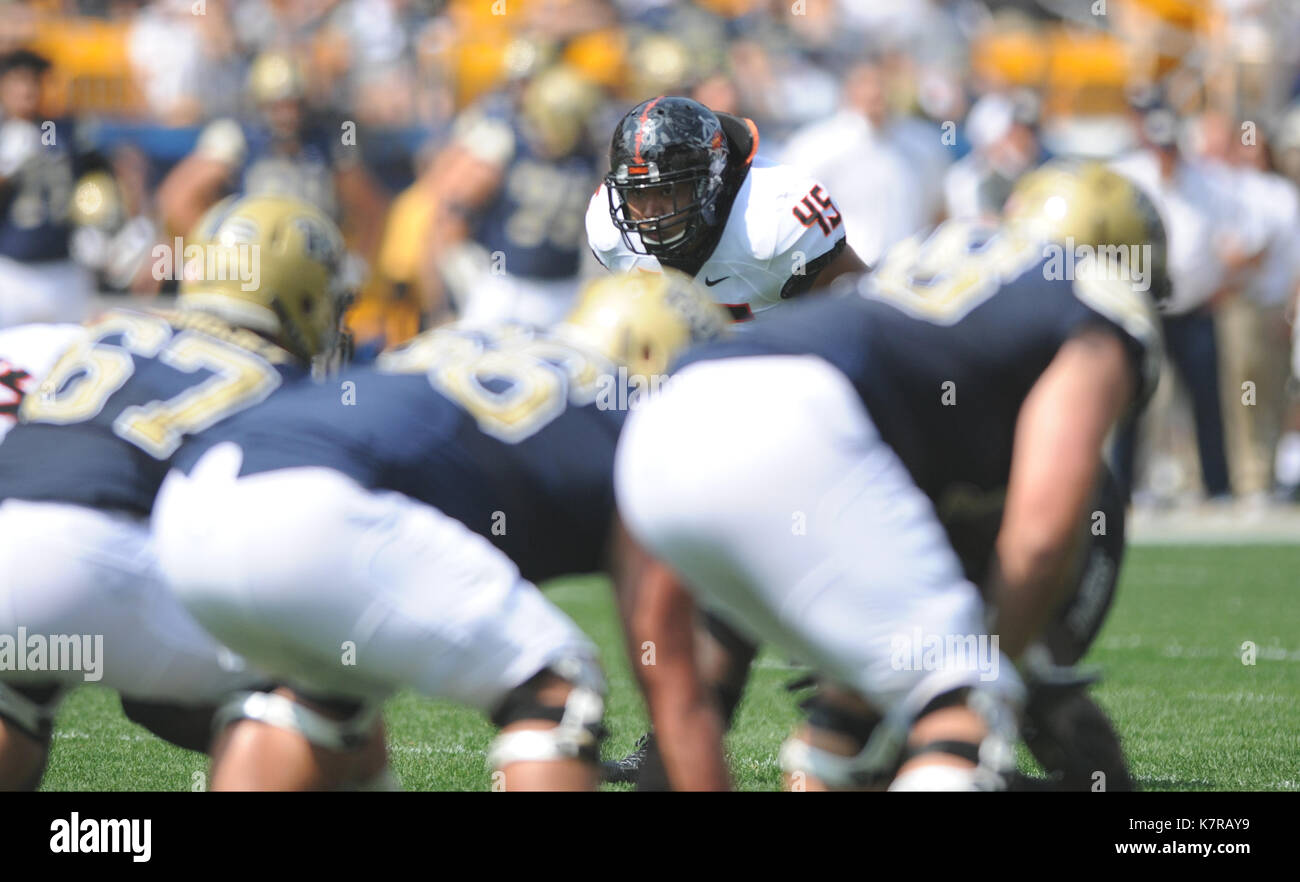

left=608, top=517, right=730, bottom=790
left=778, top=180, right=865, bottom=298
left=416, top=116, right=513, bottom=316
left=809, top=241, right=867, bottom=290
left=334, top=161, right=390, bottom=263
left=157, top=120, right=244, bottom=237
left=988, top=326, right=1137, bottom=661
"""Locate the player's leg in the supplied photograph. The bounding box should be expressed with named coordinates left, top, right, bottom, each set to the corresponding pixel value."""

left=202, top=689, right=390, bottom=791
left=781, top=682, right=883, bottom=791
left=605, top=611, right=758, bottom=789
left=617, top=355, right=1024, bottom=791
left=155, top=444, right=606, bottom=790
left=0, top=684, right=61, bottom=790
left=0, top=496, right=252, bottom=788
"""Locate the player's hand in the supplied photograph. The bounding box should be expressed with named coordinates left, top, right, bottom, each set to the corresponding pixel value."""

left=1019, top=643, right=1101, bottom=691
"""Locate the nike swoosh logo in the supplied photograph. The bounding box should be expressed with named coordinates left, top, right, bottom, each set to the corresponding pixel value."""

left=704, top=276, right=729, bottom=287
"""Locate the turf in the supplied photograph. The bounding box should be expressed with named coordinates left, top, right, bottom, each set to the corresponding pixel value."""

left=37, top=544, right=1300, bottom=791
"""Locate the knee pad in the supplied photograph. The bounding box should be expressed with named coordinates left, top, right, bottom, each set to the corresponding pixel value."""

left=486, top=656, right=606, bottom=770
left=891, top=683, right=1021, bottom=791
left=780, top=670, right=1022, bottom=791
left=778, top=693, right=899, bottom=789
left=0, top=682, right=63, bottom=744
left=212, top=690, right=380, bottom=752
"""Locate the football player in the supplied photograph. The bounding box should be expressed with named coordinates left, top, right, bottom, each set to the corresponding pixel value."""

left=427, top=64, right=605, bottom=327
left=614, top=161, right=1167, bottom=790
left=0, top=49, right=93, bottom=328
left=150, top=272, right=731, bottom=790
left=0, top=194, right=349, bottom=790
left=586, top=96, right=867, bottom=322
left=157, top=52, right=388, bottom=260
left=590, top=94, right=867, bottom=784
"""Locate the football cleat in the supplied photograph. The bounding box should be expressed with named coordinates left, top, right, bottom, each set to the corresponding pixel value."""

left=601, top=731, right=654, bottom=785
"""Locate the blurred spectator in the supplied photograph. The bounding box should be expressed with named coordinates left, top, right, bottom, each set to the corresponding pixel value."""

left=781, top=60, right=934, bottom=265
left=127, top=0, right=242, bottom=124
left=1111, top=102, right=1239, bottom=501
left=944, top=90, right=1040, bottom=222
left=1212, top=118, right=1300, bottom=499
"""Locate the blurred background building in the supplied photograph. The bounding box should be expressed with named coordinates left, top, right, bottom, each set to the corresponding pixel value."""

left=2, top=0, right=1300, bottom=508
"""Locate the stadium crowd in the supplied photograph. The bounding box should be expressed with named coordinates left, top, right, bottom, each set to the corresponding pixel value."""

left=2, top=0, right=1300, bottom=506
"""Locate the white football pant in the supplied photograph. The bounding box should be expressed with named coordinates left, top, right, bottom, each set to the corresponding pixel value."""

left=0, top=499, right=259, bottom=702
left=153, top=442, right=599, bottom=710
left=616, top=355, right=1024, bottom=717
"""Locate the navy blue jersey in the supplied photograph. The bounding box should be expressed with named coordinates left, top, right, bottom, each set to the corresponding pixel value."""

left=0, top=119, right=77, bottom=261
left=676, top=221, right=1162, bottom=578
left=0, top=308, right=306, bottom=514
left=469, top=115, right=597, bottom=280
left=172, top=324, right=628, bottom=583
left=239, top=124, right=342, bottom=219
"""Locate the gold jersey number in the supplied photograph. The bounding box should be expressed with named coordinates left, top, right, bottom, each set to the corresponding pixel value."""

left=378, top=324, right=609, bottom=444
left=865, top=222, right=1043, bottom=325
left=20, top=310, right=282, bottom=459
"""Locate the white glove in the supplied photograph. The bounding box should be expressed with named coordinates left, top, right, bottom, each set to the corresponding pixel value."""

left=0, top=119, right=42, bottom=178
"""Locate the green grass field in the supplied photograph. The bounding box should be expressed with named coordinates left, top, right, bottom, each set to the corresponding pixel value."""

left=36, top=544, right=1300, bottom=791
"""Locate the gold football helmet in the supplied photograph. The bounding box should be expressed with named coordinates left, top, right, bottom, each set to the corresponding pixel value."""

left=625, top=33, right=693, bottom=102
left=178, top=194, right=348, bottom=363
left=247, top=51, right=306, bottom=104
left=69, top=171, right=124, bottom=230
left=556, top=270, right=729, bottom=380
left=519, top=64, right=603, bottom=158
left=1004, top=160, right=1170, bottom=304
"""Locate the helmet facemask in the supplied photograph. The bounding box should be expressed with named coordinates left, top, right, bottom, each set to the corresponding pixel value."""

left=607, top=165, right=722, bottom=257
left=605, top=96, right=730, bottom=261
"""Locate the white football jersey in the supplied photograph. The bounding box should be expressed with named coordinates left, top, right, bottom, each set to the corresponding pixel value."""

left=0, top=323, right=87, bottom=442
left=586, top=157, right=848, bottom=320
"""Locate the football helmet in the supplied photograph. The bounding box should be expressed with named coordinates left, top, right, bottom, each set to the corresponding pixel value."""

left=69, top=171, right=124, bottom=230
left=178, top=194, right=349, bottom=364
left=1003, top=160, right=1171, bottom=305
left=624, top=34, right=693, bottom=102
left=519, top=64, right=603, bottom=159
left=247, top=51, right=306, bottom=105
left=555, top=269, right=729, bottom=380
left=605, top=97, right=729, bottom=260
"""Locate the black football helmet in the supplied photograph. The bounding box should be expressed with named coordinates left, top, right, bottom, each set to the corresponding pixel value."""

left=606, top=97, right=730, bottom=260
